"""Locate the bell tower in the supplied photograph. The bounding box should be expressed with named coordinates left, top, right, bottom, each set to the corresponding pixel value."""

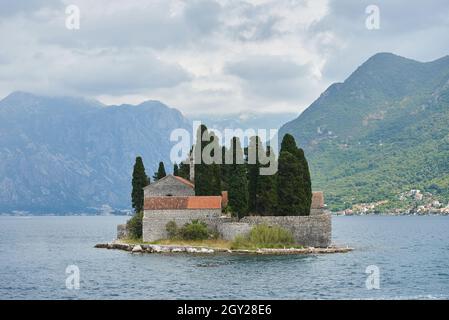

left=189, top=149, right=195, bottom=182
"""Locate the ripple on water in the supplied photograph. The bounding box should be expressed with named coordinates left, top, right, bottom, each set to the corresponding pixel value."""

left=1, top=215, right=449, bottom=299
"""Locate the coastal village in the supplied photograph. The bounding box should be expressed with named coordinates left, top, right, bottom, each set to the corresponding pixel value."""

left=336, top=189, right=449, bottom=216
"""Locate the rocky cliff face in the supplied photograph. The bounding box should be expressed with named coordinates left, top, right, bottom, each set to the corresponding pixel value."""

left=0, top=92, right=191, bottom=213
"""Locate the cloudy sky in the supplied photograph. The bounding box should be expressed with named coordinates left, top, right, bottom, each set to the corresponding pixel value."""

left=1, top=0, right=448, bottom=116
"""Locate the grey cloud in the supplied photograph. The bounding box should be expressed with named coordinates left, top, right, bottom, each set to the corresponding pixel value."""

left=0, top=48, right=191, bottom=96
left=57, top=51, right=192, bottom=95
left=223, top=1, right=282, bottom=42
left=0, top=0, right=62, bottom=17
left=226, top=55, right=310, bottom=81
left=225, top=55, right=315, bottom=100
left=309, top=0, right=449, bottom=83
left=184, top=0, right=222, bottom=33
left=1, top=0, right=449, bottom=115
left=36, top=0, right=223, bottom=50
left=313, top=0, right=449, bottom=34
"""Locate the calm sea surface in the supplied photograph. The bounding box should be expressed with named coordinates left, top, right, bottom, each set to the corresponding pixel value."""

left=0, top=215, right=448, bottom=299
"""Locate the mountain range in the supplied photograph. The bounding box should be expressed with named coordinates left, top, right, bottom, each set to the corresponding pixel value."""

left=280, top=52, right=449, bottom=210
left=2, top=52, right=448, bottom=213
left=0, top=92, right=191, bottom=213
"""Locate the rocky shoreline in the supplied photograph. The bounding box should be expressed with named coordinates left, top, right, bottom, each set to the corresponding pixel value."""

left=94, top=241, right=353, bottom=255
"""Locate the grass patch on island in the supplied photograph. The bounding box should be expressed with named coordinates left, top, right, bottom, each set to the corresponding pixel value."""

left=230, top=224, right=301, bottom=250
left=152, top=239, right=232, bottom=249
left=119, top=223, right=304, bottom=251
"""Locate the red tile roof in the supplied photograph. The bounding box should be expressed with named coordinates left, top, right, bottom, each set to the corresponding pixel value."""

left=187, top=196, right=222, bottom=209
left=144, top=197, right=188, bottom=210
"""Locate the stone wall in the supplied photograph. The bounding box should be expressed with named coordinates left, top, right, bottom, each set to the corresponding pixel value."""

left=142, top=209, right=223, bottom=242
left=240, top=214, right=331, bottom=247
left=217, top=222, right=252, bottom=241
left=137, top=190, right=331, bottom=247
left=139, top=212, right=331, bottom=247
left=310, top=208, right=325, bottom=216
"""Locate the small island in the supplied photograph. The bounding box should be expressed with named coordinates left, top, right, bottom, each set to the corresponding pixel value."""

left=97, top=129, right=352, bottom=255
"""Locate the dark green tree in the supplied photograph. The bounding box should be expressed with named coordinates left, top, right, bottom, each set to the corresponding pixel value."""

left=247, top=136, right=260, bottom=213
left=178, top=161, right=190, bottom=180
left=131, top=156, right=149, bottom=213
left=173, top=163, right=179, bottom=176
left=256, top=146, right=278, bottom=215
left=194, top=125, right=211, bottom=195
left=194, top=125, right=222, bottom=196
left=297, top=148, right=312, bottom=215
left=206, top=132, right=222, bottom=196
left=280, top=133, right=298, bottom=156
left=228, top=137, right=248, bottom=218
left=210, top=162, right=222, bottom=196
left=153, top=161, right=167, bottom=181
left=278, top=134, right=312, bottom=215
left=277, top=151, right=302, bottom=215
left=220, top=145, right=230, bottom=190
left=126, top=211, right=143, bottom=239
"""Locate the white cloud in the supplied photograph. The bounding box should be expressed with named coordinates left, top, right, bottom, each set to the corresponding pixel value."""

left=0, top=0, right=448, bottom=116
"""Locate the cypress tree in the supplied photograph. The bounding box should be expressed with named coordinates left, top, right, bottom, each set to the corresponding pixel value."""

left=220, top=145, right=230, bottom=190
left=179, top=162, right=190, bottom=180
left=277, top=151, right=302, bottom=215
left=131, top=156, right=149, bottom=213
left=280, top=133, right=298, bottom=156
left=228, top=137, right=248, bottom=218
left=247, top=136, right=260, bottom=213
left=153, top=161, right=166, bottom=181
left=278, top=134, right=312, bottom=215
left=297, top=148, right=312, bottom=215
left=194, top=125, right=209, bottom=195
left=207, top=133, right=222, bottom=196
left=210, top=162, right=222, bottom=196
left=173, top=163, right=179, bottom=176
left=256, top=146, right=278, bottom=215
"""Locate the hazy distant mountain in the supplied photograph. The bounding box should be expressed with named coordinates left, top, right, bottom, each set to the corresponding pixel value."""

left=0, top=92, right=191, bottom=213
left=280, top=53, right=449, bottom=210
left=192, top=112, right=297, bottom=132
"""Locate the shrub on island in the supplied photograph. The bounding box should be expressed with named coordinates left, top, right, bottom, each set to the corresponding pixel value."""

left=230, top=224, right=295, bottom=250
left=126, top=211, right=143, bottom=239
left=166, top=220, right=215, bottom=241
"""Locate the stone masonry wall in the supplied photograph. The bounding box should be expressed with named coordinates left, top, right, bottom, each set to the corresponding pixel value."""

left=142, top=209, right=223, bottom=242
left=137, top=177, right=330, bottom=245
left=140, top=212, right=331, bottom=247
left=240, top=214, right=331, bottom=247
left=139, top=189, right=331, bottom=246
left=217, top=222, right=252, bottom=241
